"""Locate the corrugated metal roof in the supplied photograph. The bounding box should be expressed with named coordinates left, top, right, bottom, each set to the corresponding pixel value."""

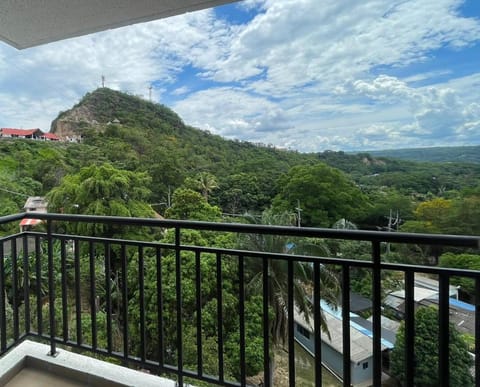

left=294, top=302, right=392, bottom=363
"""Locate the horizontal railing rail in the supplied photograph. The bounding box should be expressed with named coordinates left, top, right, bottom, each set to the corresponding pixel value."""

left=0, top=213, right=478, bottom=386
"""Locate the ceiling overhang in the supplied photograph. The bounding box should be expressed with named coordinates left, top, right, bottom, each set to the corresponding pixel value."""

left=0, top=0, right=237, bottom=49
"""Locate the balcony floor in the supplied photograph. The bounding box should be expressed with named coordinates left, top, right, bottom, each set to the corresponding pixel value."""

left=0, top=340, right=176, bottom=387
left=5, top=367, right=85, bottom=387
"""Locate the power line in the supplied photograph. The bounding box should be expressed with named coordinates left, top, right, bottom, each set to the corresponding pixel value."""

left=0, top=187, right=29, bottom=197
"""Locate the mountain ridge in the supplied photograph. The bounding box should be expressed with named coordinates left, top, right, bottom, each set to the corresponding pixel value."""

left=362, top=146, right=480, bottom=164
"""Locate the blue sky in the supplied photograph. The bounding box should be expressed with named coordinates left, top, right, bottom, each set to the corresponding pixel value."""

left=0, top=0, right=479, bottom=152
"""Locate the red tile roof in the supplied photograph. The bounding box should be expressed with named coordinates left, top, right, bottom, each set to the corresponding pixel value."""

left=19, top=218, right=42, bottom=227
left=41, top=132, right=60, bottom=140
left=1, top=128, right=42, bottom=136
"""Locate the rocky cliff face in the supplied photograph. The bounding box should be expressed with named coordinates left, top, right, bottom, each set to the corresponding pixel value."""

left=50, top=104, right=101, bottom=138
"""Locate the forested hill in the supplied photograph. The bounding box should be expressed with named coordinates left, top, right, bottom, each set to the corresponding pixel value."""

left=364, top=146, right=480, bottom=163
left=1, top=87, right=479, bottom=223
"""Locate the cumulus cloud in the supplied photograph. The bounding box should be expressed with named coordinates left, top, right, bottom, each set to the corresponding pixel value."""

left=350, top=74, right=480, bottom=144
left=173, top=87, right=293, bottom=140
left=171, top=86, right=191, bottom=96
left=204, top=0, right=480, bottom=96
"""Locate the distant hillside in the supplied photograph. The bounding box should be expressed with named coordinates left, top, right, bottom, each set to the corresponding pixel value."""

left=43, top=88, right=480, bottom=213
left=364, top=146, right=480, bottom=163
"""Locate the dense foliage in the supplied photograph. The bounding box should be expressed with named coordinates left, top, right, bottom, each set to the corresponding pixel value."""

left=391, top=306, right=474, bottom=387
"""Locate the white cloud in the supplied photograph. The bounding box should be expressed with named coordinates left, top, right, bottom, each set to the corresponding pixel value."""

left=350, top=74, right=480, bottom=143
left=173, top=87, right=293, bottom=140
left=171, top=86, right=191, bottom=96
left=204, top=0, right=480, bottom=97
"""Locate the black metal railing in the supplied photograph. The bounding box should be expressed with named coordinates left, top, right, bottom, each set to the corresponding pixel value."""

left=0, top=212, right=479, bottom=386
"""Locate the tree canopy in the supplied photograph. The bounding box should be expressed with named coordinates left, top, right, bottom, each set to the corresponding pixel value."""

left=272, top=163, right=370, bottom=227
left=391, top=306, right=473, bottom=387
left=47, top=163, right=154, bottom=236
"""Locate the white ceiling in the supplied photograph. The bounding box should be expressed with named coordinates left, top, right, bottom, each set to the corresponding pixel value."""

left=0, top=0, right=237, bottom=49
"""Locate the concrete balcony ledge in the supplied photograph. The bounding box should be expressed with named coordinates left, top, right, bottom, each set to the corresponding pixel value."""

left=0, top=340, right=177, bottom=387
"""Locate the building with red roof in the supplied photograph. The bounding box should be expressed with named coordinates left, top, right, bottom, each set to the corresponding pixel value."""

left=40, top=132, right=60, bottom=141
left=0, top=128, right=61, bottom=141
left=0, top=128, right=43, bottom=139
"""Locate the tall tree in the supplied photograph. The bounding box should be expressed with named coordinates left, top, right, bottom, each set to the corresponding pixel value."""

left=239, top=209, right=339, bottom=385
left=272, top=163, right=370, bottom=227
left=47, top=163, right=154, bottom=237
left=165, top=188, right=222, bottom=221
left=391, top=306, right=473, bottom=387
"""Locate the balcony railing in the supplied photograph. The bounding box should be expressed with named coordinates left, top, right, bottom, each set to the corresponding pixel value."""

left=0, top=212, right=479, bottom=386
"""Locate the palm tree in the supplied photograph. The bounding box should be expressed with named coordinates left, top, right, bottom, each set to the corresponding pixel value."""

left=239, top=209, right=340, bottom=385
left=196, top=172, right=218, bottom=202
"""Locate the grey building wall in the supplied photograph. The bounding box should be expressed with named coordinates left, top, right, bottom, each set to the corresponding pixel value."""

left=294, top=322, right=373, bottom=386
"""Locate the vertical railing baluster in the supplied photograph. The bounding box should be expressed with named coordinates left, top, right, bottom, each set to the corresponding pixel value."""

left=61, top=239, right=68, bottom=342
left=263, top=258, right=271, bottom=387
left=313, top=262, right=322, bottom=387
left=404, top=270, right=415, bottom=387
left=47, top=220, right=56, bottom=356
left=372, top=241, right=382, bottom=386
left=239, top=254, right=246, bottom=386
left=475, top=277, right=480, bottom=387
left=121, top=244, right=129, bottom=361
left=0, top=242, right=6, bottom=350
left=105, top=242, right=112, bottom=354
left=438, top=272, right=450, bottom=387
left=22, top=234, right=30, bottom=335
left=74, top=239, right=82, bottom=345
left=287, top=259, right=295, bottom=386
left=342, top=264, right=351, bottom=387
left=195, top=250, right=203, bottom=376
left=216, top=252, right=224, bottom=383
left=35, top=235, right=43, bottom=336
left=139, top=246, right=146, bottom=362
left=89, top=241, right=97, bottom=350
left=11, top=239, right=19, bottom=341
left=175, top=227, right=183, bottom=386
left=156, top=246, right=164, bottom=369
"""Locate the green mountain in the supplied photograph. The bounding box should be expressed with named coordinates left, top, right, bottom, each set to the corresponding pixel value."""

left=1, top=88, right=479, bottom=219
left=49, top=88, right=319, bottom=211
left=364, top=146, right=480, bottom=164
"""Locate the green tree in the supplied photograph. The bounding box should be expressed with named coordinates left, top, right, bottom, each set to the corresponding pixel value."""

left=362, top=187, right=414, bottom=229
left=272, top=163, right=369, bottom=227
left=185, top=172, right=218, bottom=203
left=447, top=194, right=480, bottom=235
left=239, top=209, right=339, bottom=385
left=126, top=229, right=265, bottom=381
left=165, top=188, right=222, bottom=222
left=413, top=197, right=453, bottom=233
left=47, top=163, right=154, bottom=237
left=438, top=253, right=480, bottom=301
left=217, top=173, right=268, bottom=214
left=391, top=306, right=473, bottom=387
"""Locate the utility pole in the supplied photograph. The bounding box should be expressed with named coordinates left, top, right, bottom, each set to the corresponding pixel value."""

left=295, top=200, right=302, bottom=227
left=386, top=209, right=400, bottom=254
left=101, top=75, right=105, bottom=88
left=149, top=85, right=153, bottom=102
